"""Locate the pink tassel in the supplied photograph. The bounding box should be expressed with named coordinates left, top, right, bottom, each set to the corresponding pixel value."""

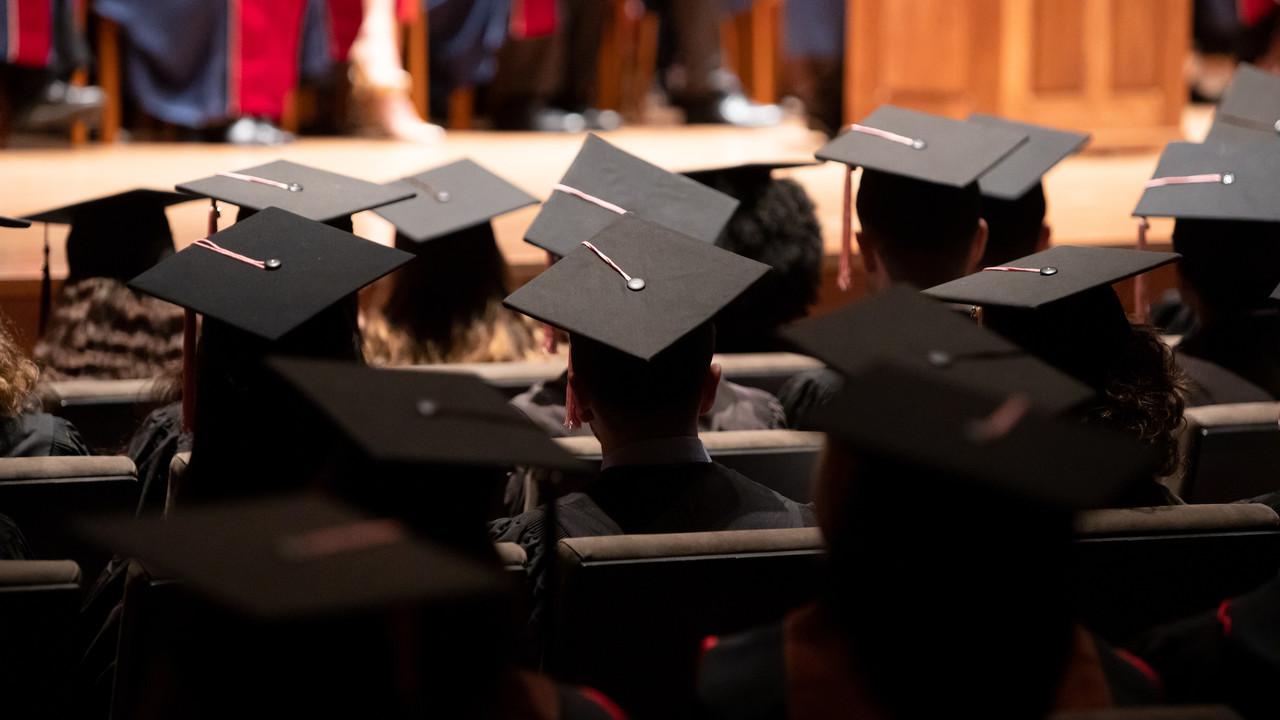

left=838, top=165, right=853, bottom=292
left=1134, top=217, right=1149, bottom=323
left=563, top=347, right=582, bottom=430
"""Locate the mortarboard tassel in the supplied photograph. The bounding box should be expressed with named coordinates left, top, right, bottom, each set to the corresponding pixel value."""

left=182, top=200, right=220, bottom=431
left=838, top=165, right=853, bottom=292
left=563, top=346, right=582, bottom=430
left=1134, top=217, right=1150, bottom=323
left=38, top=224, right=51, bottom=336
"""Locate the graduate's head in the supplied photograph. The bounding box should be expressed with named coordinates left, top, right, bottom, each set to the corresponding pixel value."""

left=569, top=323, right=720, bottom=444
left=979, top=182, right=1051, bottom=268
left=1172, top=218, right=1280, bottom=320
left=709, top=176, right=823, bottom=351
left=0, top=313, right=38, bottom=419
left=855, top=170, right=988, bottom=290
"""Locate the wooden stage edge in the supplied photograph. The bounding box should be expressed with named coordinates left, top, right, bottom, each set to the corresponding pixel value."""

left=0, top=110, right=1210, bottom=349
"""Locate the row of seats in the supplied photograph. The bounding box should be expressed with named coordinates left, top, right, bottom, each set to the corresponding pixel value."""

left=1, top=502, right=1273, bottom=719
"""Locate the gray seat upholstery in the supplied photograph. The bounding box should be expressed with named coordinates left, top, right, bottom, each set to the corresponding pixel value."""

left=0, top=560, right=83, bottom=719
left=1178, top=402, right=1280, bottom=503
left=41, top=378, right=170, bottom=454
left=0, top=456, right=139, bottom=578
left=1052, top=707, right=1242, bottom=720
left=550, top=528, right=825, bottom=716
left=555, top=430, right=825, bottom=502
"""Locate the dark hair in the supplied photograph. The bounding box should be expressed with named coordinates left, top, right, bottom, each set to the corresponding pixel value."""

left=706, top=176, right=823, bottom=352
left=817, top=444, right=1076, bottom=718
left=569, top=322, right=715, bottom=422
left=979, top=182, right=1046, bottom=268
left=985, top=288, right=1187, bottom=482
left=362, top=225, right=541, bottom=364
left=856, top=169, right=982, bottom=288
left=1172, top=218, right=1280, bottom=314
left=34, top=278, right=184, bottom=381
left=182, top=297, right=364, bottom=504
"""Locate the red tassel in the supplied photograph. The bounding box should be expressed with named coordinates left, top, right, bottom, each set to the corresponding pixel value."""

left=838, top=166, right=853, bottom=292
left=1134, top=217, right=1149, bottom=323
left=183, top=201, right=220, bottom=432
left=563, top=346, right=582, bottom=430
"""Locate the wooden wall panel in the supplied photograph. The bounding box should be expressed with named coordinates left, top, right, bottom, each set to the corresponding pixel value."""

left=1032, top=0, right=1086, bottom=92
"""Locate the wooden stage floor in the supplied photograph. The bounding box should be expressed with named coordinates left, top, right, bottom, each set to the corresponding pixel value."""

left=0, top=108, right=1212, bottom=344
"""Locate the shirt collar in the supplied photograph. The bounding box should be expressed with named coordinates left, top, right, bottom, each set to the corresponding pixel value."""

left=600, top=436, right=711, bottom=471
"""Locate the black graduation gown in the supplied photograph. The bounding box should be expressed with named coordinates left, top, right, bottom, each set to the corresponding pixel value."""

left=1178, top=355, right=1275, bottom=407
left=0, top=412, right=88, bottom=457
left=1129, top=574, right=1280, bottom=720
left=776, top=368, right=842, bottom=429
left=510, top=372, right=787, bottom=438
left=0, top=513, right=30, bottom=559
left=124, top=402, right=190, bottom=514
left=1177, top=311, right=1280, bottom=401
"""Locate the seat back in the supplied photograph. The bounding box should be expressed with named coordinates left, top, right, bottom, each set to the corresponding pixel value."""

left=42, top=379, right=169, bottom=454
left=1075, top=503, right=1280, bottom=641
left=1051, top=706, right=1243, bottom=720
left=551, top=528, right=825, bottom=717
left=0, top=456, right=139, bottom=577
left=555, top=430, right=824, bottom=502
left=1180, top=402, right=1280, bottom=503
left=0, top=560, right=83, bottom=719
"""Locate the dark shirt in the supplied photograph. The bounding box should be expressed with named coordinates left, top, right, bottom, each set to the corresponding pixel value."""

left=0, top=412, right=89, bottom=457
left=1178, top=310, right=1280, bottom=401
left=1178, top=355, right=1275, bottom=407
left=510, top=372, right=787, bottom=438
left=0, top=513, right=30, bottom=559
left=777, top=368, right=843, bottom=429
left=124, top=402, right=189, bottom=514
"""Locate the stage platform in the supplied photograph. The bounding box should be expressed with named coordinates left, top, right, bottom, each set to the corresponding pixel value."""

left=0, top=109, right=1211, bottom=347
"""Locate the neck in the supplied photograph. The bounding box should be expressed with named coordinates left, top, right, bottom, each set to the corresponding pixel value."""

left=591, top=415, right=700, bottom=456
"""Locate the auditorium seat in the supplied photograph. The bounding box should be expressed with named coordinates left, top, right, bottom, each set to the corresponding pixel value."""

left=1177, top=402, right=1280, bottom=503
left=1075, top=503, right=1280, bottom=642
left=0, top=456, right=139, bottom=578
left=553, top=429, right=825, bottom=502
left=0, top=560, right=83, bottom=720
left=1051, top=707, right=1243, bottom=720
left=41, top=378, right=169, bottom=454
left=550, top=528, right=825, bottom=716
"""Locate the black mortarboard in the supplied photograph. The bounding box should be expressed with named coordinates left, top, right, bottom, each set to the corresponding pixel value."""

left=811, top=363, right=1156, bottom=509
left=374, top=159, right=538, bottom=244
left=1132, top=141, right=1280, bottom=223
left=22, top=189, right=194, bottom=281
left=129, top=207, right=413, bottom=341
left=79, top=493, right=505, bottom=619
left=780, top=285, right=1094, bottom=414
left=816, top=105, right=1028, bottom=187
left=506, top=214, right=769, bottom=361
left=176, top=160, right=413, bottom=224
left=924, top=246, right=1180, bottom=310
left=523, top=134, right=740, bottom=257
left=1211, top=62, right=1280, bottom=143
left=0, top=216, right=32, bottom=228
left=267, top=357, right=585, bottom=473
left=967, top=114, right=1090, bottom=200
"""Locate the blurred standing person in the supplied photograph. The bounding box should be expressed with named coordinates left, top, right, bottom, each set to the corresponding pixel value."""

left=0, top=0, right=104, bottom=134
left=348, top=0, right=444, bottom=140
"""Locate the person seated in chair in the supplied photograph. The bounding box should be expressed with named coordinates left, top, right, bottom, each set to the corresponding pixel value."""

left=0, top=312, right=87, bottom=458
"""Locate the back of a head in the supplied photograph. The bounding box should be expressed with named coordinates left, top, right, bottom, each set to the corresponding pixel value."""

left=980, top=182, right=1047, bottom=268
left=570, top=322, right=715, bottom=426
left=66, top=204, right=174, bottom=283
left=1172, top=218, right=1280, bottom=315
left=856, top=169, right=983, bottom=288
left=816, top=442, right=1076, bottom=718
left=711, top=177, right=823, bottom=351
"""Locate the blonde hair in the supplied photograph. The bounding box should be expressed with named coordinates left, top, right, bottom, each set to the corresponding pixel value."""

left=0, top=316, right=39, bottom=418
left=361, top=299, right=546, bottom=366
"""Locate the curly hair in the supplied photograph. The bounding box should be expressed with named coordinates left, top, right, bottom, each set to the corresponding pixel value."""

left=33, top=277, right=184, bottom=381
left=0, top=315, right=40, bottom=418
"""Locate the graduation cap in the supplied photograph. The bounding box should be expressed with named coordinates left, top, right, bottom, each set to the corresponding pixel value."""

left=20, top=189, right=195, bottom=333
left=810, top=363, right=1157, bottom=509
left=129, top=206, right=414, bottom=341
left=523, top=134, right=741, bottom=257
left=1210, top=62, right=1280, bottom=144
left=374, top=158, right=538, bottom=244
left=924, top=245, right=1180, bottom=311
left=1132, top=141, right=1280, bottom=223
left=506, top=214, right=770, bottom=362
left=779, top=285, right=1094, bottom=415
left=0, top=216, right=31, bottom=228
left=79, top=493, right=505, bottom=619
left=682, top=158, right=820, bottom=188
left=967, top=114, right=1090, bottom=201
left=266, top=356, right=585, bottom=474
left=175, top=159, right=414, bottom=224
left=814, top=105, right=1028, bottom=291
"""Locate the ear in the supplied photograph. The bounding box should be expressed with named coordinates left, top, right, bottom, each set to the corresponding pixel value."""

left=567, top=365, right=595, bottom=424
left=1036, top=223, right=1052, bottom=253
left=965, top=218, right=990, bottom=274
left=698, top=363, right=723, bottom=416
left=855, top=230, right=878, bottom=275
